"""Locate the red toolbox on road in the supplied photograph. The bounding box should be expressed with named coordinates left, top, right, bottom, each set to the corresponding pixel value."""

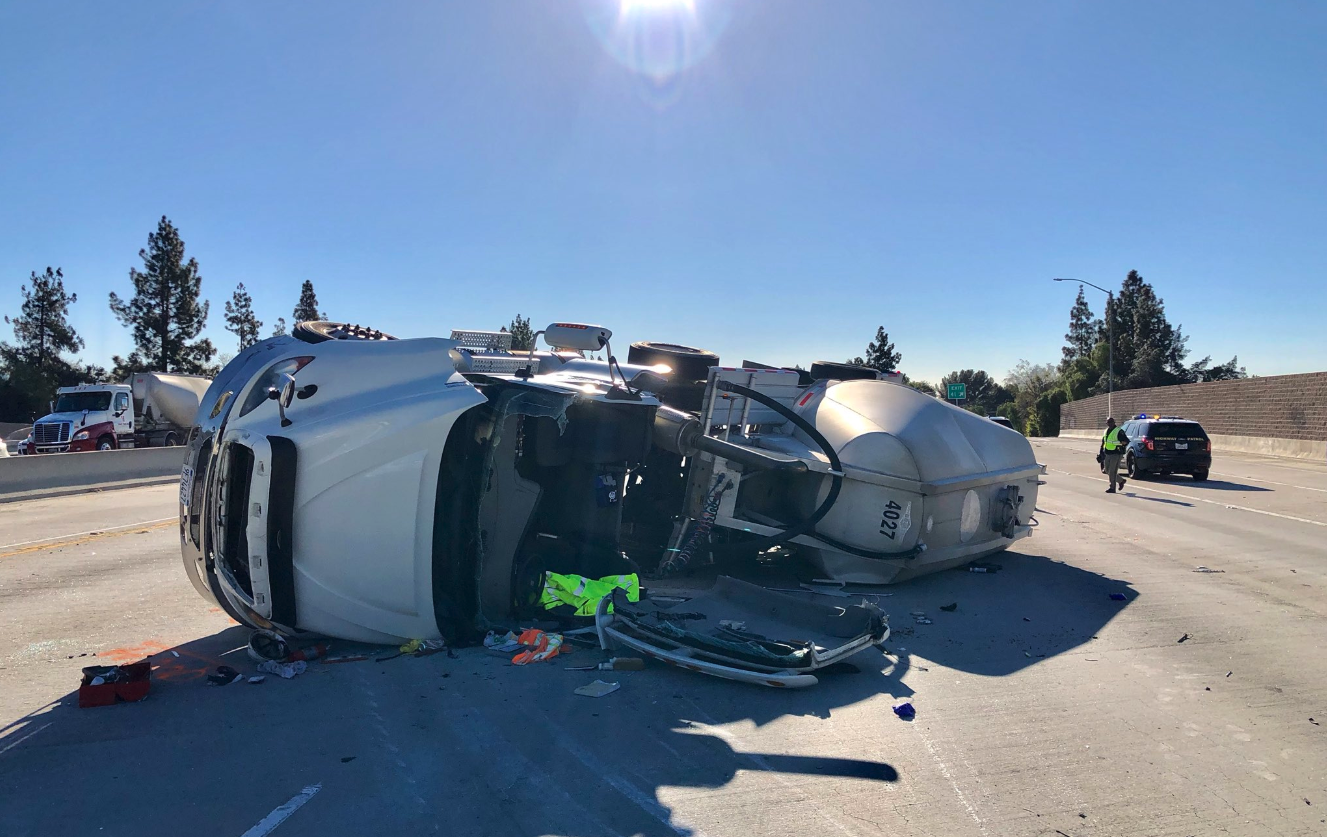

left=78, top=660, right=151, bottom=708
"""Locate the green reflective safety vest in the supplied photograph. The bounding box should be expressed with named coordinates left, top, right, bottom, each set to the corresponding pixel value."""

left=1102, top=427, right=1125, bottom=452
left=539, top=572, right=640, bottom=617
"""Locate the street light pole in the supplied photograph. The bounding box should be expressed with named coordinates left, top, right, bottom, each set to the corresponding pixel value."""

left=1053, top=277, right=1114, bottom=419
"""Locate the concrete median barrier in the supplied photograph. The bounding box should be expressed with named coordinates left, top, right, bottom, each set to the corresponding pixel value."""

left=0, top=447, right=186, bottom=500
left=1058, top=428, right=1325, bottom=461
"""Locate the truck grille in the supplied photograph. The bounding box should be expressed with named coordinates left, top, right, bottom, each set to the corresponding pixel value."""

left=34, top=422, right=70, bottom=444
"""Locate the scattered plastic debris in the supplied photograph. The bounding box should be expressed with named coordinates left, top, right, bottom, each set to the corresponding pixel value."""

left=1193, top=566, right=1224, bottom=573
left=399, top=638, right=448, bottom=657
left=1109, top=593, right=1127, bottom=601
left=567, top=657, right=645, bottom=672
left=718, top=620, right=747, bottom=632
left=940, top=603, right=958, bottom=612
left=1226, top=671, right=1232, bottom=678
left=206, top=665, right=244, bottom=686
left=574, top=680, right=621, bottom=698
left=258, top=660, right=308, bottom=679
left=248, top=676, right=266, bottom=685
left=1177, top=634, right=1190, bottom=643
left=323, top=654, right=371, bottom=664
left=892, top=702, right=916, bottom=720
left=483, top=631, right=523, bottom=654
left=170, top=651, right=180, bottom=658
left=968, top=562, right=1002, bottom=574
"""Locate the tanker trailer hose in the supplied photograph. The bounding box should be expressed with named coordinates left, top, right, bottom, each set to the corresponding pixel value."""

left=706, top=381, right=925, bottom=563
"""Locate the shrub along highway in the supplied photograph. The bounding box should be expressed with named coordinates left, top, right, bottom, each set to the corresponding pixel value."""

left=1, top=440, right=1324, bottom=837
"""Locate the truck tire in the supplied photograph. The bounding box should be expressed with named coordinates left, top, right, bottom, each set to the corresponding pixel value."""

left=97, top=436, right=115, bottom=451
left=809, top=361, right=878, bottom=382
left=627, top=341, right=719, bottom=382
left=293, top=321, right=398, bottom=344
left=163, top=432, right=181, bottom=447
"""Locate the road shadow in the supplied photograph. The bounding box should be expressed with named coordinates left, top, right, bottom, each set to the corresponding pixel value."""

left=0, top=550, right=1131, bottom=837
left=1135, top=475, right=1271, bottom=493
left=1124, top=493, right=1194, bottom=507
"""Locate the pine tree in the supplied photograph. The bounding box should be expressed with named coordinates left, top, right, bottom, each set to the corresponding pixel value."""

left=271, top=317, right=288, bottom=337
left=1199, top=356, right=1247, bottom=381
left=1, top=267, right=101, bottom=421
left=292, top=280, right=325, bottom=322
left=224, top=283, right=263, bottom=350
left=108, top=216, right=216, bottom=374
left=3, top=267, right=83, bottom=371
left=852, top=326, right=901, bottom=373
left=1104, top=270, right=1147, bottom=390
left=505, top=314, right=535, bottom=351
left=1060, top=286, right=1102, bottom=370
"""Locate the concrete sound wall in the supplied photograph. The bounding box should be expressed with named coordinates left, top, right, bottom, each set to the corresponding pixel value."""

left=0, top=447, right=186, bottom=499
left=1059, top=371, right=1327, bottom=461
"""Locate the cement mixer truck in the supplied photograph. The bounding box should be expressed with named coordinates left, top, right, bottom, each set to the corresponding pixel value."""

left=24, top=372, right=210, bottom=454
left=179, top=320, right=1042, bottom=645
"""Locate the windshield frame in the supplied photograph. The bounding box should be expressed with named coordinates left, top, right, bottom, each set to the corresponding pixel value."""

left=53, top=391, right=113, bottom=413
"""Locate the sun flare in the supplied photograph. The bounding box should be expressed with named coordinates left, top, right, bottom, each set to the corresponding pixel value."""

left=619, top=0, right=696, bottom=15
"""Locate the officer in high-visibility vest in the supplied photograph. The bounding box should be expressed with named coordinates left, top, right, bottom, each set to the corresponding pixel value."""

left=1099, top=417, right=1129, bottom=493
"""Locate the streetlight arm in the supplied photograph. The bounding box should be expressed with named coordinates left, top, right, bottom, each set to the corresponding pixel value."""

left=1053, top=277, right=1112, bottom=297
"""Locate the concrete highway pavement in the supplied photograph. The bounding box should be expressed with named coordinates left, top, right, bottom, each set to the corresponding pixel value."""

left=2, top=442, right=1325, bottom=836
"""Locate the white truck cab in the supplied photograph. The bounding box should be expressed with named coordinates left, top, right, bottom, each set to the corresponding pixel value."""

left=29, top=384, right=134, bottom=453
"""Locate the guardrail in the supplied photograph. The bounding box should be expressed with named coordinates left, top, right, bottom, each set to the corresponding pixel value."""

left=0, top=447, right=186, bottom=499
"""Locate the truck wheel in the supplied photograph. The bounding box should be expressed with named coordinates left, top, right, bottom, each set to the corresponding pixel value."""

left=97, top=436, right=115, bottom=451
left=294, top=320, right=398, bottom=344
left=164, top=432, right=180, bottom=447
left=627, top=341, right=719, bottom=382
left=1192, top=470, right=1209, bottom=482
left=809, top=361, right=878, bottom=382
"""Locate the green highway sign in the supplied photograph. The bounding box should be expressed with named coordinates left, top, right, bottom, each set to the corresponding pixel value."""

left=947, top=383, right=967, bottom=401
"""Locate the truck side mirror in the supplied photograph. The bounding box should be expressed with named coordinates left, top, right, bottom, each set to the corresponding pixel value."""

left=267, top=374, right=297, bottom=427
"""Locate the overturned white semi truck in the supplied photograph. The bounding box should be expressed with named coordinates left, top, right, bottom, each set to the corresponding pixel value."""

left=179, top=321, right=1041, bottom=644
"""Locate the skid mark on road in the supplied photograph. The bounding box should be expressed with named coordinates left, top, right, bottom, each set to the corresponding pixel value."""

left=1047, top=469, right=1326, bottom=528
left=0, top=519, right=174, bottom=558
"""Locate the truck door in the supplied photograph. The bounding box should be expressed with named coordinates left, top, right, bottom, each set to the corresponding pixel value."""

left=114, top=391, right=134, bottom=447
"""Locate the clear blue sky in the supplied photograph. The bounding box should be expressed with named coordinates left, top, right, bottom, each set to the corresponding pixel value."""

left=2, top=1, right=1323, bottom=384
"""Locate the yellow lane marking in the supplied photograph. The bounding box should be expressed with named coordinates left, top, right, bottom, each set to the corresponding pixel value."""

left=0, top=519, right=175, bottom=559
